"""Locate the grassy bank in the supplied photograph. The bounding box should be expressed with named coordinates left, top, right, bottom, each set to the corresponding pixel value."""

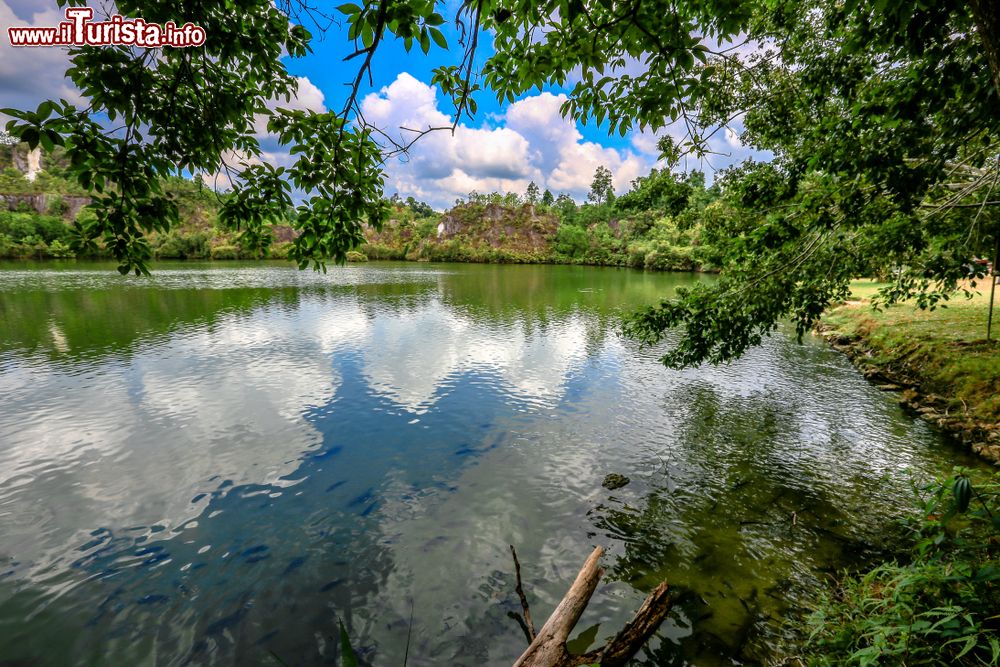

left=820, top=282, right=1000, bottom=463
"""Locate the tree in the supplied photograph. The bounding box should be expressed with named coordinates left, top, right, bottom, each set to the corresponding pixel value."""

left=541, top=189, right=554, bottom=207
left=555, top=193, right=576, bottom=216
left=587, top=166, right=614, bottom=206
left=404, top=196, right=435, bottom=218
left=616, top=168, right=692, bottom=216
left=623, top=1, right=1000, bottom=366
left=525, top=181, right=540, bottom=204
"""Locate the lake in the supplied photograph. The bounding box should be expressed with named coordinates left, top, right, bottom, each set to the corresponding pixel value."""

left=0, top=261, right=984, bottom=666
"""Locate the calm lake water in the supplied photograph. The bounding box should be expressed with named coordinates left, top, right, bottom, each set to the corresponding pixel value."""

left=0, top=261, right=985, bottom=666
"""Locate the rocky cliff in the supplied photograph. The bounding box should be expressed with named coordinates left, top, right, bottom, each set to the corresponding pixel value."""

left=365, top=202, right=559, bottom=262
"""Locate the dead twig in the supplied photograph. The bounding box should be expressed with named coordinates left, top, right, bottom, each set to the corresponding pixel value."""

left=510, top=544, right=536, bottom=642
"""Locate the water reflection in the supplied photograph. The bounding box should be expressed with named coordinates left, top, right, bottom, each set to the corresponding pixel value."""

left=0, top=261, right=986, bottom=666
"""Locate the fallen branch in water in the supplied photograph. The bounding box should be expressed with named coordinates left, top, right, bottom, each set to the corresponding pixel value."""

left=510, top=545, right=536, bottom=641
left=510, top=545, right=673, bottom=667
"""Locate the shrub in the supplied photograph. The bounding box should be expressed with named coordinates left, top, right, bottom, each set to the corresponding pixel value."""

left=626, top=242, right=649, bottom=268
left=47, top=196, right=69, bottom=217
left=553, top=223, right=590, bottom=258
left=154, top=231, right=210, bottom=259
left=345, top=250, right=368, bottom=262
left=0, top=233, right=17, bottom=258
left=803, top=470, right=1000, bottom=666
left=0, top=213, right=36, bottom=242
left=210, top=244, right=240, bottom=260
left=269, top=241, right=294, bottom=259
left=30, top=215, right=71, bottom=244
left=47, top=239, right=75, bottom=258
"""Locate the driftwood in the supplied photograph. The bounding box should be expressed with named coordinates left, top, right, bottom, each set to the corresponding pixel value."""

left=511, top=546, right=673, bottom=667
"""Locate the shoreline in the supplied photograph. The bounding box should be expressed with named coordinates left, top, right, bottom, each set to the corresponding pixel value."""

left=815, top=318, right=1000, bottom=465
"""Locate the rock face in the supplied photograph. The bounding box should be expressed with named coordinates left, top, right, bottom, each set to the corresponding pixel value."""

left=1, top=194, right=91, bottom=219
left=11, top=145, right=35, bottom=174
left=364, top=202, right=560, bottom=261
left=431, top=203, right=558, bottom=253
left=25, top=147, right=41, bottom=181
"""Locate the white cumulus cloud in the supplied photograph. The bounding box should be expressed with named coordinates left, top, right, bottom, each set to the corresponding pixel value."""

left=0, top=1, right=81, bottom=114
left=362, top=73, right=659, bottom=209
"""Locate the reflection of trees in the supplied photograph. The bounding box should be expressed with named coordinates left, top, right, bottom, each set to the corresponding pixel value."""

left=0, top=263, right=703, bottom=372
left=432, top=263, right=707, bottom=357
left=590, top=384, right=904, bottom=665
left=436, top=262, right=703, bottom=322
left=0, top=283, right=301, bottom=362
left=0, top=262, right=710, bottom=665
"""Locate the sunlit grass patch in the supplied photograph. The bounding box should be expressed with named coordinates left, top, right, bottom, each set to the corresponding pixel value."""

left=823, top=281, right=1000, bottom=424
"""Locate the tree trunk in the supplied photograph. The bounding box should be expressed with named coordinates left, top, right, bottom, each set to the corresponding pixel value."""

left=511, top=546, right=673, bottom=667
left=513, top=547, right=605, bottom=667
left=970, top=0, right=1000, bottom=99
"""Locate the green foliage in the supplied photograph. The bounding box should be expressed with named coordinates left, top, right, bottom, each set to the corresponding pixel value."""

left=0, top=211, right=76, bottom=258
left=622, top=0, right=1000, bottom=367
left=400, top=196, right=435, bottom=218
left=554, top=193, right=576, bottom=217
left=553, top=223, right=590, bottom=258
left=804, top=471, right=1000, bottom=666
left=209, top=244, right=240, bottom=260
left=47, top=239, right=75, bottom=259
left=616, top=169, right=694, bottom=216
left=3, top=0, right=360, bottom=275
left=154, top=232, right=210, bottom=260
left=822, top=290, right=1000, bottom=425
left=5, top=0, right=992, bottom=370
left=464, top=190, right=523, bottom=207
left=47, top=196, right=68, bottom=217
left=270, top=241, right=294, bottom=260
left=526, top=181, right=540, bottom=204
left=365, top=164, right=721, bottom=272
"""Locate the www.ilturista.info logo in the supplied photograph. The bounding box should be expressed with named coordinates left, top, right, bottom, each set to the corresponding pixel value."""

left=7, top=7, right=205, bottom=47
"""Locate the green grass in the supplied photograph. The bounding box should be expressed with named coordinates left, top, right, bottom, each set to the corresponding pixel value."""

left=823, top=281, right=1000, bottom=424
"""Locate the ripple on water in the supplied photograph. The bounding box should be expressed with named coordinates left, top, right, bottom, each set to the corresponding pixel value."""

left=0, top=261, right=989, bottom=666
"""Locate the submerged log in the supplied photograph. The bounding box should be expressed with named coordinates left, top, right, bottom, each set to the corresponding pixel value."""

left=511, top=546, right=673, bottom=667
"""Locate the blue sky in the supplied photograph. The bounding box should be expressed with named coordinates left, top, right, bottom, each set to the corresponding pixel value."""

left=1, top=0, right=763, bottom=209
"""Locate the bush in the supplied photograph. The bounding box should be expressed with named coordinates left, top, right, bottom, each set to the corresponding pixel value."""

left=553, top=223, right=590, bottom=258
left=47, top=239, right=75, bottom=258
left=345, top=250, right=368, bottom=262
left=643, top=243, right=695, bottom=271
left=210, top=244, right=240, bottom=260
left=47, top=196, right=69, bottom=217
left=0, top=233, right=17, bottom=258
left=154, top=231, right=209, bottom=259
left=0, top=212, right=71, bottom=246
left=269, top=241, right=294, bottom=259
left=803, top=470, right=1000, bottom=666
left=361, top=243, right=405, bottom=260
